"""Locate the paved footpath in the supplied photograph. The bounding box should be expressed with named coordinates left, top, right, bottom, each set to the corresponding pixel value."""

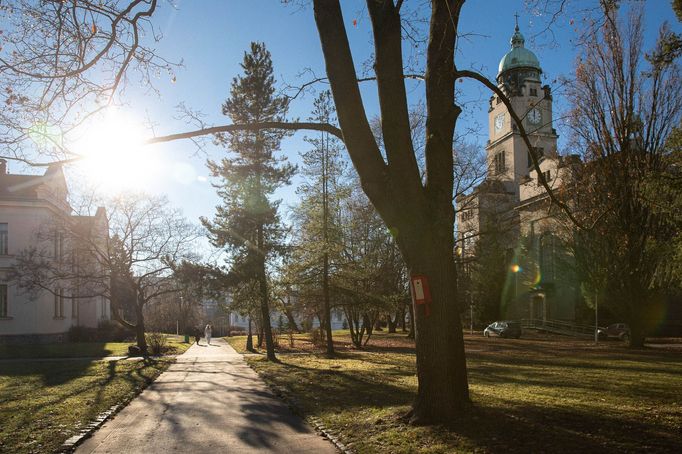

left=76, top=338, right=337, bottom=453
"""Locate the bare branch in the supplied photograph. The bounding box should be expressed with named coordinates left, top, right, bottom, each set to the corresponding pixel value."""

left=146, top=121, right=345, bottom=145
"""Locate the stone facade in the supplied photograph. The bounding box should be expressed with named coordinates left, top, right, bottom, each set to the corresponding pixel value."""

left=456, top=24, right=580, bottom=323
left=0, top=160, right=110, bottom=343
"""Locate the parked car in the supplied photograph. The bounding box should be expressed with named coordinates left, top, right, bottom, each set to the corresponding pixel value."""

left=605, top=323, right=630, bottom=341
left=483, top=321, right=522, bottom=338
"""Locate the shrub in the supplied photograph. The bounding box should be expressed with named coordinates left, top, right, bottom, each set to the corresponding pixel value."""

left=97, top=321, right=134, bottom=342
left=229, top=327, right=246, bottom=336
left=145, top=332, right=168, bottom=356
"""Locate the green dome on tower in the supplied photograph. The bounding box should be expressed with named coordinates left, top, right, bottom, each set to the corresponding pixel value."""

left=497, top=23, right=542, bottom=77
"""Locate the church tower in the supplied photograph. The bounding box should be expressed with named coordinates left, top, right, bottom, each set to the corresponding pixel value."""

left=486, top=21, right=558, bottom=195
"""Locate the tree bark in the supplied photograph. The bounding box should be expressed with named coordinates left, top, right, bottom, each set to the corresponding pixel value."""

left=400, top=305, right=407, bottom=332
left=408, top=237, right=470, bottom=424
left=283, top=304, right=300, bottom=333
left=387, top=312, right=398, bottom=333
left=246, top=317, right=254, bottom=352
left=257, top=225, right=277, bottom=361
left=628, top=290, right=647, bottom=348
left=134, top=300, right=148, bottom=354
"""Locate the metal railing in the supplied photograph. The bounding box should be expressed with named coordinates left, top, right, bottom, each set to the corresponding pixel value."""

left=521, top=318, right=596, bottom=338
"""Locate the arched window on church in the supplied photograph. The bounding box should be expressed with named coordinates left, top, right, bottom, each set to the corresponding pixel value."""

left=539, top=233, right=556, bottom=283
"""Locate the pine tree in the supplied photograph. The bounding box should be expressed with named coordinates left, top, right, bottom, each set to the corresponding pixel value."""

left=202, top=42, right=295, bottom=362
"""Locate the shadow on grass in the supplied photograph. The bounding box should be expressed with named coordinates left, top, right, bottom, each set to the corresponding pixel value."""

left=446, top=399, right=681, bottom=453
left=1, top=357, right=97, bottom=387
left=248, top=348, right=682, bottom=453
left=0, top=342, right=114, bottom=360
left=254, top=357, right=414, bottom=413
left=0, top=358, right=166, bottom=454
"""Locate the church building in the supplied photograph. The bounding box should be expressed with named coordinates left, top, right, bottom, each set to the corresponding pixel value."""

left=456, top=22, right=581, bottom=324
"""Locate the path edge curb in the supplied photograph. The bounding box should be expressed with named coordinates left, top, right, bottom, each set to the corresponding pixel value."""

left=242, top=358, right=354, bottom=454
left=58, top=357, right=175, bottom=453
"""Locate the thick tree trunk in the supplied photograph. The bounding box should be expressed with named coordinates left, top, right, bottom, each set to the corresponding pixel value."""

left=404, top=236, right=470, bottom=425
left=134, top=303, right=148, bottom=355
left=257, top=226, right=277, bottom=361
left=628, top=297, right=647, bottom=348
left=387, top=313, right=398, bottom=333
left=629, top=322, right=646, bottom=348
left=400, top=305, right=407, bottom=332
left=362, top=312, right=376, bottom=346
left=246, top=317, right=254, bottom=352
left=282, top=300, right=301, bottom=332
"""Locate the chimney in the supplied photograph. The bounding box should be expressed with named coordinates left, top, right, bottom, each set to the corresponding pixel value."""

left=0, top=159, right=6, bottom=175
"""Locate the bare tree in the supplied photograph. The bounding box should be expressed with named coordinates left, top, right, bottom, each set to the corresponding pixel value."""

left=565, top=3, right=682, bottom=347
left=0, top=0, right=177, bottom=164
left=13, top=193, right=200, bottom=353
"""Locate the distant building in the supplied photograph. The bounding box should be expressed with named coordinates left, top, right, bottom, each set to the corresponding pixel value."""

left=0, top=160, right=110, bottom=343
left=225, top=293, right=347, bottom=333
left=456, top=23, right=580, bottom=323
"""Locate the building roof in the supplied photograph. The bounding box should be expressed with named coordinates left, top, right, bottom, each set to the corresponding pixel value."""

left=498, top=24, right=542, bottom=76
left=0, top=173, right=44, bottom=198
left=0, top=161, right=66, bottom=199
left=72, top=207, right=107, bottom=233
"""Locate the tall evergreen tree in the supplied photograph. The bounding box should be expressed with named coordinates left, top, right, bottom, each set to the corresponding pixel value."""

left=202, top=42, right=295, bottom=362
left=291, top=91, right=348, bottom=356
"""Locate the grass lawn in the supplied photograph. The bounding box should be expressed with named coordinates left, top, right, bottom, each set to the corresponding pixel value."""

left=227, top=331, right=682, bottom=453
left=0, top=357, right=174, bottom=454
left=0, top=334, right=191, bottom=359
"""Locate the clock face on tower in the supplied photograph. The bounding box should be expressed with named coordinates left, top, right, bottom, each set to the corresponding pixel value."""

left=528, top=108, right=542, bottom=125
left=494, top=113, right=505, bottom=132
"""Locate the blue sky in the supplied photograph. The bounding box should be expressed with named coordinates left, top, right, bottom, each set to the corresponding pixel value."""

left=65, top=0, right=679, bottom=252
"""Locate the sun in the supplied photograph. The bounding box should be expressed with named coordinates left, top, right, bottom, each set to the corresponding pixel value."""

left=72, top=109, right=158, bottom=194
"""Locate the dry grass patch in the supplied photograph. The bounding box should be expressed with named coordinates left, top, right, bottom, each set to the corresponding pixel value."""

left=0, top=358, right=173, bottom=454
left=234, top=331, right=682, bottom=453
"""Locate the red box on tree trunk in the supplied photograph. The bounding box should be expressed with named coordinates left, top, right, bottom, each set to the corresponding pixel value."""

left=410, top=274, right=432, bottom=316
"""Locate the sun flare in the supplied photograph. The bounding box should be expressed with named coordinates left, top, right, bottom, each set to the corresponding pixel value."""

left=73, top=109, right=157, bottom=194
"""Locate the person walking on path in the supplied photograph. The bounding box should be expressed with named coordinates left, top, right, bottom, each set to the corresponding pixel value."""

left=76, top=337, right=337, bottom=453
left=205, top=323, right=212, bottom=345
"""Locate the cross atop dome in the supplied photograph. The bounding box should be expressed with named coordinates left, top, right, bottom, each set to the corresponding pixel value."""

left=510, top=16, right=526, bottom=49
left=498, top=16, right=541, bottom=77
